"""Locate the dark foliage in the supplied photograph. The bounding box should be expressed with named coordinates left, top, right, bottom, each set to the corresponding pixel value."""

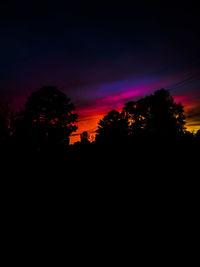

left=12, top=86, right=78, bottom=151
left=196, top=129, right=200, bottom=140
left=96, top=110, right=129, bottom=144
left=123, top=89, right=186, bottom=137
left=0, top=88, right=199, bottom=160
left=0, top=102, right=12, bottom=144
left=94, top=89, right=187, bottom=151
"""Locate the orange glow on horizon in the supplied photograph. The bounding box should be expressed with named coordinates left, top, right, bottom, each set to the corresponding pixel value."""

left=70, top=106, right=123, bottom=144
left=69, top=104, right=200, bottom=144
left=70, top=114, right=104, bottom=144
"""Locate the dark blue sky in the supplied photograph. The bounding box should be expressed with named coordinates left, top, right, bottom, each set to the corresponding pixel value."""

left=0, top=1, right=200, bottom=140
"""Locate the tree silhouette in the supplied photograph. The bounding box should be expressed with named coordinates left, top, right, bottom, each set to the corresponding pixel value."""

left=123, top=89, right=186, bottom=137
left=123, top=97, right=150, bottom=136
left=146, top=89, right=186, bottom=136
left=96, top=110, right=129, bottom=144
left=13, top=86, right=78, bottom=150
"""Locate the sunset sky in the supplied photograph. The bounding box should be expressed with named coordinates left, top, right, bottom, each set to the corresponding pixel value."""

left=0, top=1, right=199, bottom=143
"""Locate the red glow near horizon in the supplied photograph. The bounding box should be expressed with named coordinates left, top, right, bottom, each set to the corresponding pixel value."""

left=70, top=85, right=200, bottom=144
left=4, top=69, right=200, bottom=144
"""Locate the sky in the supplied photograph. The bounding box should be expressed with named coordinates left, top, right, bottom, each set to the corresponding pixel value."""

left=0, top=1, right=200, bottom=143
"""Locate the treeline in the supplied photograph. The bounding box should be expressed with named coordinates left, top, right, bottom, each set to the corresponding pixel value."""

left=0, top=86, right=200, bottom=154
left=75, top=88, right=200, bottom=148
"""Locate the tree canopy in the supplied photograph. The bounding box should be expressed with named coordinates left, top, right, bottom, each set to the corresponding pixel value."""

left=96, top=89, right=186, bottom=143
left=96, top=110, right=129, bottom=144
left=13, top=86, right=78, bottom=150
left=123, top=89, right=186, bottom=137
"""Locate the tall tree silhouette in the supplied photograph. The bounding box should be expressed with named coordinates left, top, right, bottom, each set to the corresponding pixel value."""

left=96, top=110, right=128, bottom=144
left=123, top=89, right=186, bottom=137
left=13, top=86, right=78, bottom=150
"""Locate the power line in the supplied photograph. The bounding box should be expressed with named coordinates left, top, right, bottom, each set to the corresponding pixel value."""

left=168, top=71, right=200, bottom=90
